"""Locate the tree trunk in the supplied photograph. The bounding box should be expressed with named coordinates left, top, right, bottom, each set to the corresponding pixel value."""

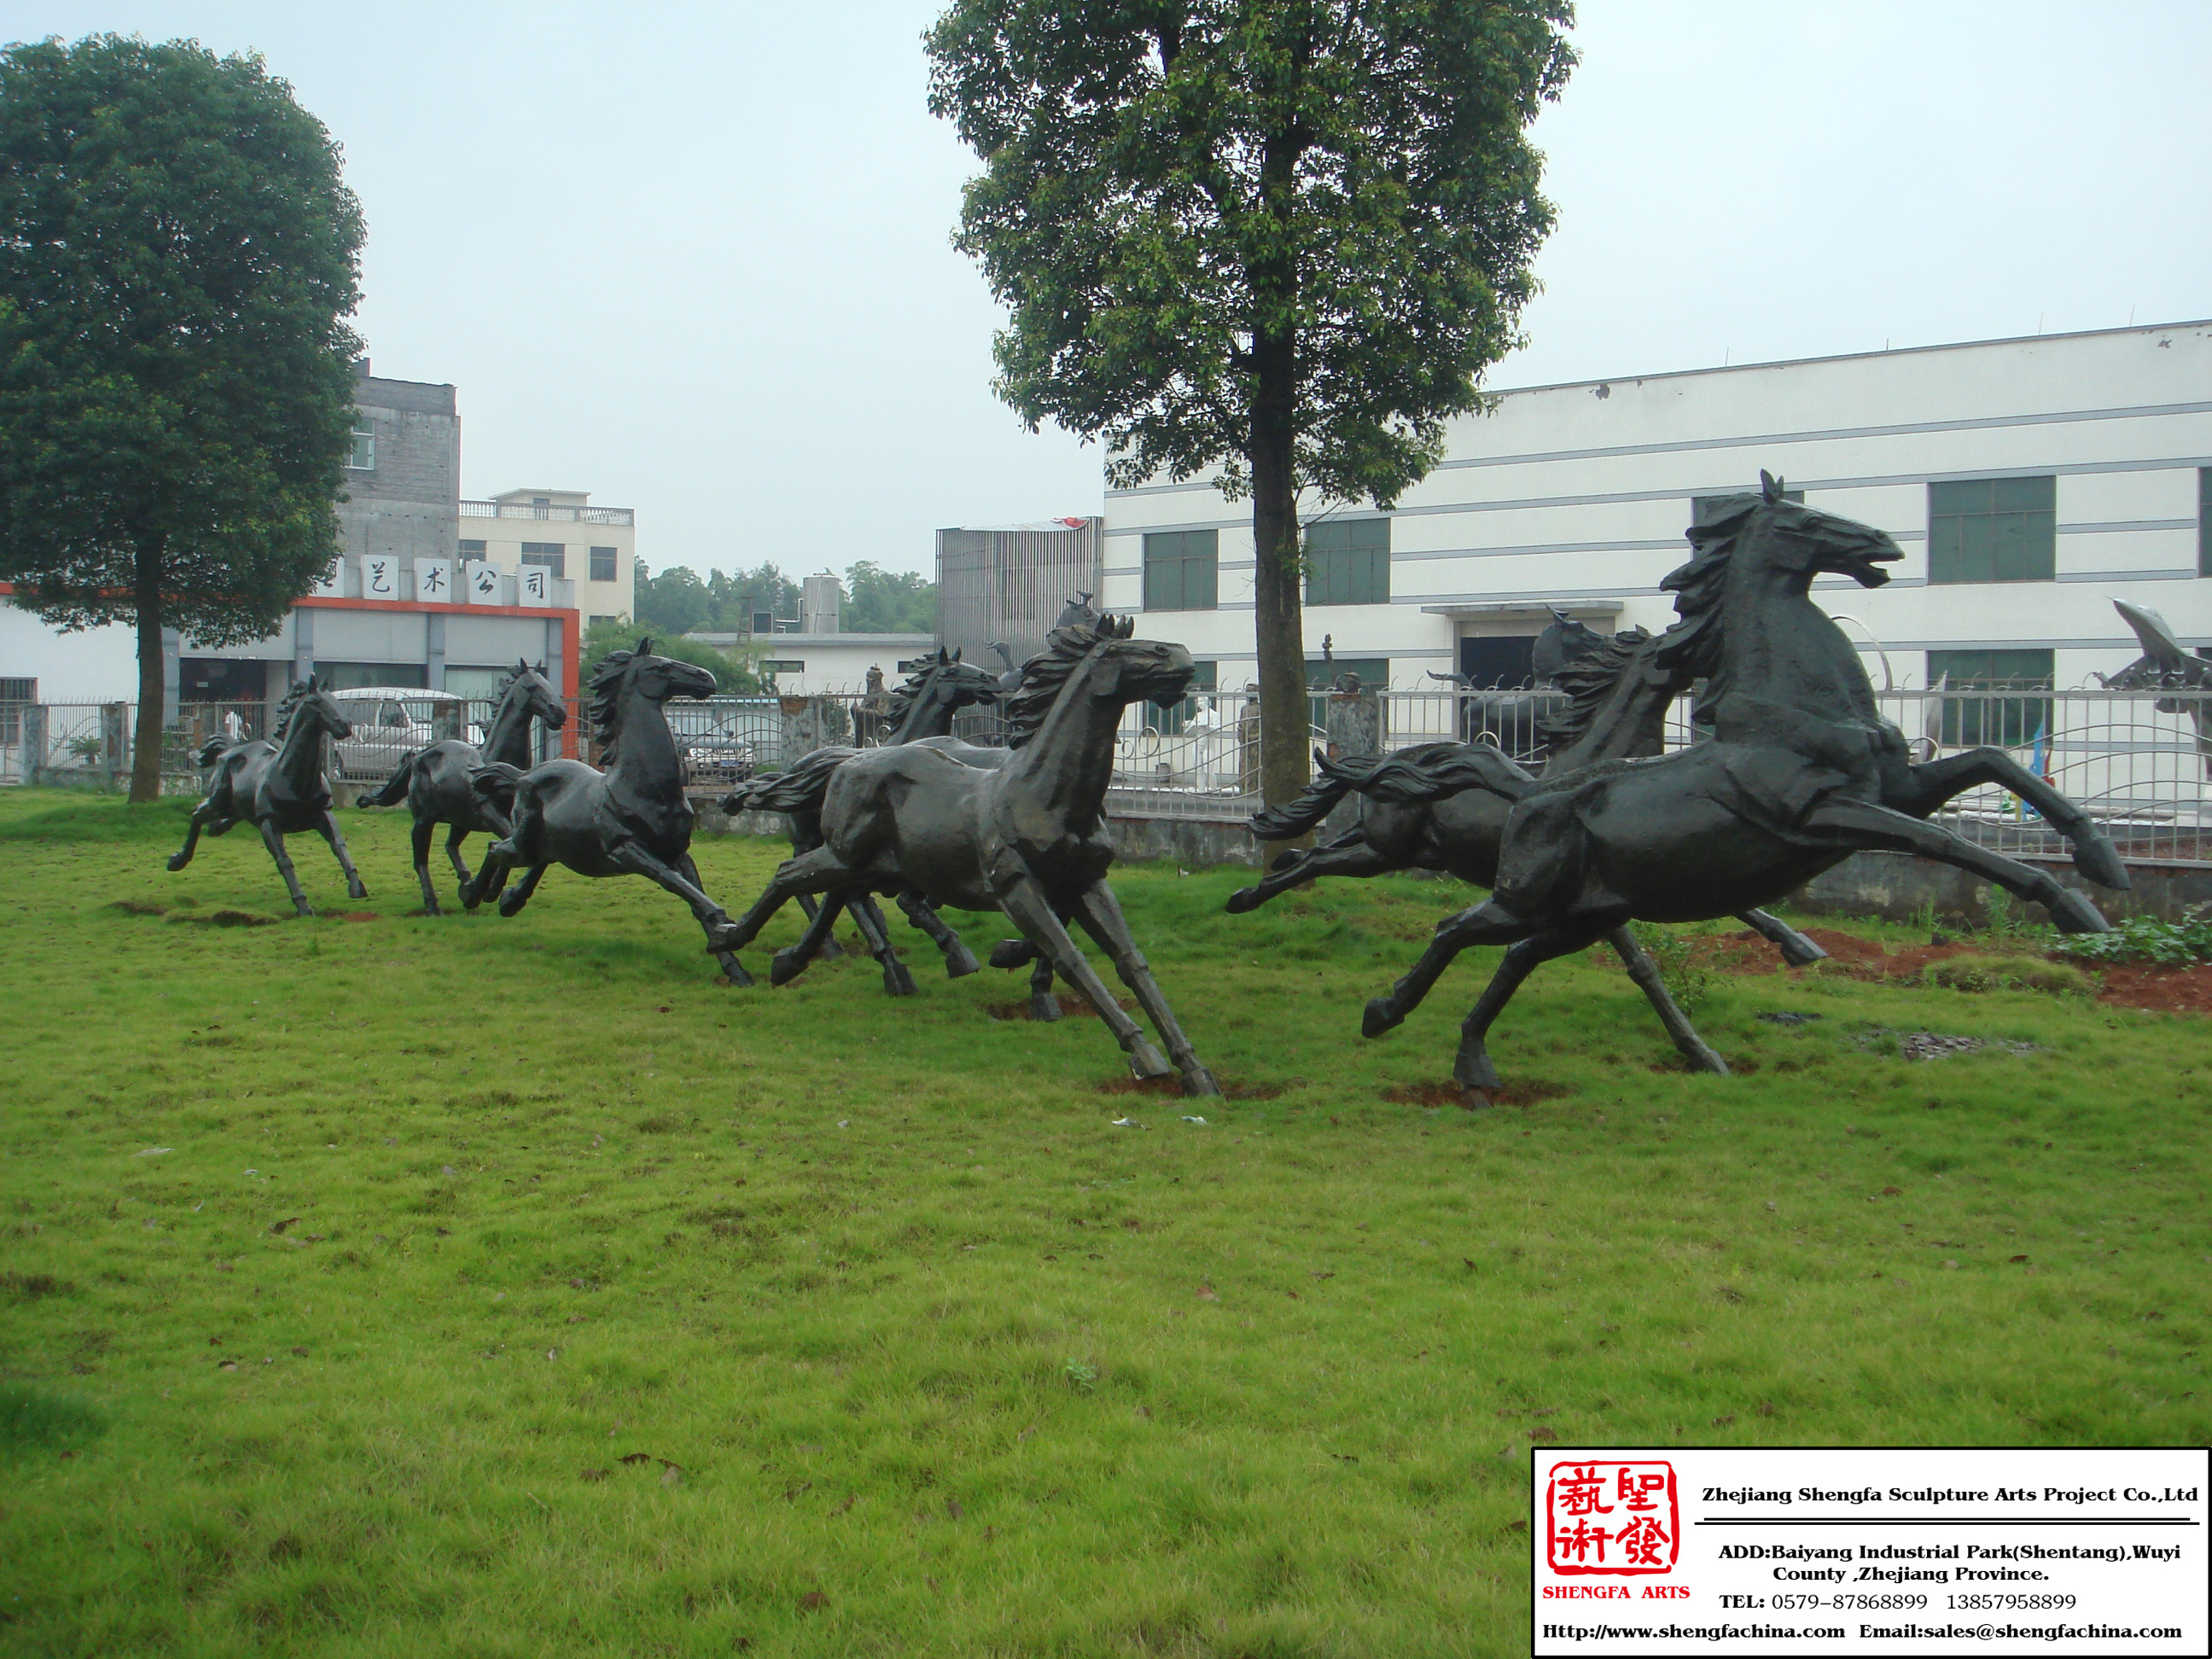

left=1249, top=349, right=1307, bottom=809
left=129, top=538, right=166, bottom=803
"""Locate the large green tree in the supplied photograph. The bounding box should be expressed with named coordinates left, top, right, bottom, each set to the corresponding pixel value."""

left=0, top=35, right=364, bottom=800
left=926, top=1, right=1574, bottom=803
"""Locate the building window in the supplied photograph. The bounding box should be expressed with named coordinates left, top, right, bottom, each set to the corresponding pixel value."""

left=1153, top=661, right=1219, bottom=736
left=1142, top=529, right=1218, bottom=612
left=760, top=659, right=805, bottom=675
left=521, top=543, right=566, bottom=579
left=347, top=417, right=375, bottom=470
left=1929, top=477, right=2056, bottom=585
left=1304, top=518, right=1389, bottom=606
left=458, top=538, right=486, bottom=559
left=0, top=677, right=32, bottom=745
left=1928, top=648, right=2053, bottom=748
left=2199, top=469, right=2210, bottom=577
left=588, top=614, right=622, bottom=630
left=589, top=546, right=618, bottom=583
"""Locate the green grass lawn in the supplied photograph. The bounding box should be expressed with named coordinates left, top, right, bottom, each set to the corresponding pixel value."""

left=1, top=787, right=2204, bottom=1657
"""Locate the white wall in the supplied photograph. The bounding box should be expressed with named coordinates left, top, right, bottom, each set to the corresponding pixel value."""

left=0, top=600, right=139, bottom=703
left=1102, top=320, right=2212, bottom=690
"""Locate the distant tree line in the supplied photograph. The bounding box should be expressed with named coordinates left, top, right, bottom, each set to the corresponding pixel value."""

left=631, top=559, right=935, bottom=638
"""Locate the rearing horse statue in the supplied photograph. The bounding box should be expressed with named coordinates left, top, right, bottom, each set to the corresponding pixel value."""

left=166, top=676, right=370, bottom=917
left=465, top=640, right=752, bottom=984
left=721, top=614, right=1220, bottom=1095
left=1360, top=474, right=2130, bottom=1095
left=356, top=659, right=568, bottom=914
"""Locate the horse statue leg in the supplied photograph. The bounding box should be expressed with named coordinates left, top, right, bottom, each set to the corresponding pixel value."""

left=166, top=799, right=224, bottom=871
left=1225, top=831, right=1398, bottom=913
left=497, top=864, right=550, bottom=917
left=996, top=877, right=1175, bottom=1085
left=410, top=817, right=443, bottom=914
left=1604, top=928, right=1728, bottom=1076
left=894, top=889, right=980, bottom=978
left=1072, top=881, right=1220, bottom=1096
left=258, top=821, right=317, bottom=917
left=601, top=842, right=756, bottom=986
left=771, top=889, right=847, bottom=985
left=1734, top=908, right=1826, bottom=966
left=1449, top=923, right=1611, bottom=1100
left=794, top=895, right=847, bottom=960
left=1027, top=954, right=1058, bottom=1021
left=1363, top=894, right=1543, bottom=1038
left=442, top=825, right=475, bottom=905
left=1895, top=749, right=2131, bottom=891
left=315, top=810, right=369, bottom=901
left=850, top=894, right=919, bottom=997
left=1801, top=799, right=2114, bottom=933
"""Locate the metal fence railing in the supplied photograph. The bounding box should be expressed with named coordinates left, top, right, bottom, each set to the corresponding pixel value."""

left=13, top=685, right=2212, bottom=865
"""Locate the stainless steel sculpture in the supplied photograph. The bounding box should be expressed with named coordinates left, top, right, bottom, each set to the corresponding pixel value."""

left=354, top=659, right=568, bottom=913
left=465, top=639, right=751, bottom=983
left=166, top=676, right=370, bottom=916
left=721, top=614, right=1220, bottom=1094
left=1349, top=476, right=2130, bottom=1095
left=2096, top=599, right=2212, bottom=777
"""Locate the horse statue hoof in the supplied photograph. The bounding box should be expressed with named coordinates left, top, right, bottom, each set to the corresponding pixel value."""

left=942, top=942, right=981, bottom=978
left=1180, top=1066, right=1223, bottom=1097
left=1027, top=992, right=1062, bottom=1022
left=769, top=946, right=812, bottom=987
left=1452, top=1050, right=1502, bottom=1092
left=714, top=952, right=754, bottom=987
left=1458, top=1086, right=1490, bottom=1110
left=1223, top=887, right=1262, bottom=914
left=2074, top=840, right=2132, bottom=893
left=2047, top=889, right=2112, bottom=934
left=882, top=964, right=919, bottom=997
left=989, top=939, right=1038, bottom=970
left=496, top=888, right=527, bottom=917
left=165, top=852, right=189, bottom=872
left=1128, top=1039, right=1173, bottom=1080
left=1361, top=998, right=1401, bottom=1039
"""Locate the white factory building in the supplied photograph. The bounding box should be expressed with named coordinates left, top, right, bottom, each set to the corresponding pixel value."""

left=1098, top=320, right=2212, bottom=702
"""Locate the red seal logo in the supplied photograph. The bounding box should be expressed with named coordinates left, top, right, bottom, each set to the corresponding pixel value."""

left=1544, top=1461, right=1679, bottom=1575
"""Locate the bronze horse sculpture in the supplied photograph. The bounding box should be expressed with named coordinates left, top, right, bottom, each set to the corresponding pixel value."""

left=719, top=647, right=1004, bottom=992
left=355, top=659, right=568, bottom=913
left=721, top=614, right=1220, bottom=1094
left=166, top=676, right=370, bottom=917
left=465, top=640, right=752, bottom=983
left=1225, top=616, right=1831, bottom=1080
left=1358, top=475, right=2128, bottom=1095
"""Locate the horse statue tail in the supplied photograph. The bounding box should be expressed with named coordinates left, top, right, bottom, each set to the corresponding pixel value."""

left=1248, top=749, right=1379, bottom=840
left=357, top=750, right=420, bottom=808
left=718, top=745, right=857, bottom=819
left=469, top=760, right=527, bottom=815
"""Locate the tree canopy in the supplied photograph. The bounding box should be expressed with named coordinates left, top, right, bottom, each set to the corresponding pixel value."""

left=632, top=558, right=936, bottom=638
left=925, top=0, right=1574, bottom=802
left=0, top=33, right=364, bottom=799
left=581, top=615, right=766, bottom=696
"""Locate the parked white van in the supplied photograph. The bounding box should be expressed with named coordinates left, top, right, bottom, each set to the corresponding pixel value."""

left=329, top=688, right=483, bottom=782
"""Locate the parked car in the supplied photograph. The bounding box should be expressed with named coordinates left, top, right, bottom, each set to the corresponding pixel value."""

left=666, top=701, right=764, bottom=787
left=329, top=688, right=484, bottom=782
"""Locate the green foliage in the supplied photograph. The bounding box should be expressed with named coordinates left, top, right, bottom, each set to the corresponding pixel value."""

left=923, top=2, right=1575, bottom=507
left=4, top=789, right=2207, bottom=1653
left=580, top=616, right=766, bottom=696
left=842, top=560, right=936, bottom=634
left=1627, top=920, right=1714, bottom=1016
left=2054, top=905, right=2212, bottom=966
left=0, top=35, right=362, bottom=635
left=1923, top=955, right=2094, bottom=996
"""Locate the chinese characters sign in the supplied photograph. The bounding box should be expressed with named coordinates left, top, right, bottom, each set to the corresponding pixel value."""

left=413, top=558, right=454, bottom=602
left=364, top=556, right=398, bottom=597
left=466, top=562, right=502, bottom=604
left=519, top=568, right=551, bottom=607
left=1545, top=1461, right=1678, bottom=1575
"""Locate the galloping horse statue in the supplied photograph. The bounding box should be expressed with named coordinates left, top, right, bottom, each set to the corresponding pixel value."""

left=166, top=676, right=370, bottom=917
left=464, top=640, right=752, bottom=984
left=721, top=614, right=1220, bottom=1094
left=1223, top=611, right=1831, bottom=1080
left=1358, top=474, right=2129, bottom=1096
left=355, top=659, right=568, bottom=913
left=718, top=647, right=1003, bottom=992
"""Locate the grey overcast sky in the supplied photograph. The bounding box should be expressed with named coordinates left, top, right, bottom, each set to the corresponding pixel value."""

left=4, top=1, right=2209, bottom=581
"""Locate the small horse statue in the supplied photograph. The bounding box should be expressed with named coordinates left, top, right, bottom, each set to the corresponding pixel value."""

left=166, top=675, right=370, bottom=917
left=464, top=639, right=751, bottom=984
left=1359, top=474, right=2129, bottom=1095
left=355, top=659, right=568, bottom=913
left=721, top=614, right=1220, bottom=1094
left=718, top=647, right=1004, bottom=992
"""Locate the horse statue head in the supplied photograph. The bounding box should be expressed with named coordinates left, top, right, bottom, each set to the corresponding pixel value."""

left=271, top=673, right=352, bottom=744
left=498, top=657, right=569, bottom=731
left=589, top=638, right=718, bottom=763
left=883, top=647, right=1002, bottom=742
left=1004, top=614, right=1195, bottom=748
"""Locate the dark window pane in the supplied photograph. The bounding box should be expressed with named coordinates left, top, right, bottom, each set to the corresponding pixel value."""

left=589, top=546, right=617, bottom=583
left=1929, top=648, right=2052, bottom=747
left=521, top=542, right=566, bottom=579
left=1304, top=517, right=1389, bottom=605
left=1143, top=529, right=1216, bottom=611
left=2200, top=468, right=2210, bottom=577
left=1929, top=478, right=2053, bottom=585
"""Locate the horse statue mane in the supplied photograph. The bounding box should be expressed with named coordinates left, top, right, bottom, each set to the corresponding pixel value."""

left=882, top=654, right=953, bottom=731
left=1004, top=614, right=1136, bottom=749
left=1648, top=472, right=1785, bottom=683
left=587, top=640, right=651, bottom=764
left=1537, top=626, right=1660, bottom=752
left=267, top=676, right=320, bottom=741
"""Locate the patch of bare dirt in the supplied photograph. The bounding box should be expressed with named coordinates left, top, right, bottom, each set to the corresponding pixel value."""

left=985, top=993, right=1137, bottom=1022
left=1380, top=1080, right=1567, bottom=1109
left=1699, top=924, right=2212, bottom=1016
